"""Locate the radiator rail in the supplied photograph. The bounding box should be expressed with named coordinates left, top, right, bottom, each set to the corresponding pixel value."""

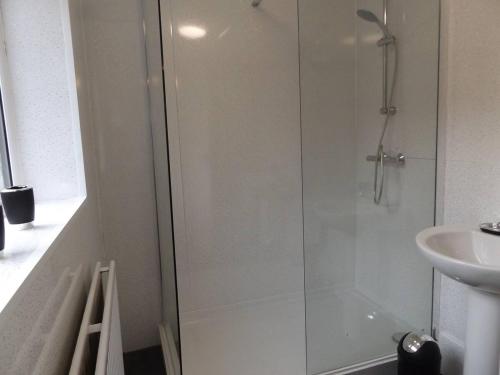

left=69, top=261, right=124, bottom=375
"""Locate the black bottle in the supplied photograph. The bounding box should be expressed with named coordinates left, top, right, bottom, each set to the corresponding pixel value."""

left=0, top=186, right=35, bottom=225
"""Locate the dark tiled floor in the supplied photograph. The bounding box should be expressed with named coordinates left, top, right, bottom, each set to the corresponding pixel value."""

left=124, top=345, right=166, bottom=375
left=122, top=345, right=397, bottom=375
left=353, top=361, right=396, bottom=374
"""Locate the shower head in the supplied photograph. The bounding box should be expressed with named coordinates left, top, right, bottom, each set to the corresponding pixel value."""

left=356, top=9, right=380, bottom=23
left=356, top=9, right=391, bottom=39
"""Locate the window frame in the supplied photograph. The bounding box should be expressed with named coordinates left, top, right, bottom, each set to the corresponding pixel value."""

left=0, top=89, right=12, bottom=189
left=0, top=10, right=13, bottom=190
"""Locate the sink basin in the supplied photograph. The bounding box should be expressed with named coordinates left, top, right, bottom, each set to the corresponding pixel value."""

left=416, top=225, right=500, bottom=375
left=416, top=225, right=500, bottom=293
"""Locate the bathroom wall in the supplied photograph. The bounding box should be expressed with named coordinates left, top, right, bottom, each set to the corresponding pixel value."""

left=354, top=0, right=438, bottom=333
left=300, top=0, right=357, bottom=293
left=81, top=0, right=163, bottom=351
left=165, top=0, right=304, bottom=314
left=0, top=0, right=103, bottom=370
left=437, top=0, right=500, bottom=372
left=0, top=0, right=164, bottom=354
left=162, top=3, right=306, bottom=372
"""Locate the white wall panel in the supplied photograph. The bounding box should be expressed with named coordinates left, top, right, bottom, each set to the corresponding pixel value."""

left=82, top=0, right=163, bottom=351
left=300, top=0, right=357, bottom=293
left=166, top=0, right=303, bottom=313
left=162, top=0, right=305, bottom=373
left=354, top=0, right=438, bottom=334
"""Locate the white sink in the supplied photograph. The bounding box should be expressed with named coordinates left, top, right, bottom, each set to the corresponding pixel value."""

left=417, top=225, right=500, bottom=292
left=416, top=225, right=500, bottom=375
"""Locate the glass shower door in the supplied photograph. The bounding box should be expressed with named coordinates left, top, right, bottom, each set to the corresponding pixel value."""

left=299, top=0, right=440, bottom=373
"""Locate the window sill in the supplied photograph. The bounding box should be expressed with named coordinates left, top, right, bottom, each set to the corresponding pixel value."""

left=0, top=197, right=85, bottom=313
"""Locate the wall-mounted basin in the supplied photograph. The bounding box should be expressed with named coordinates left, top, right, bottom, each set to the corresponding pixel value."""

left=417, top=225, right=500, bottom=375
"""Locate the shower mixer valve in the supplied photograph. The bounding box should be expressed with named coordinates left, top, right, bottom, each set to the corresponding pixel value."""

left=380, top=106, right=397, bottom=115
left=366, top=152, right=405, bottom=166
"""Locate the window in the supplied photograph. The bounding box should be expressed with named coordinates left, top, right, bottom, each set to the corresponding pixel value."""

left=0, top=2, right=86, bottom=201
left=0, top=90, right=12, bottom=190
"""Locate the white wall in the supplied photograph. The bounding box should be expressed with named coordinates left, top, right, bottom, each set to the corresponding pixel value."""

left=299, top=1, right=438, bottom=372
left=81, top=0, right=162, bottom=352
left=162, top=3, right=305, bottom=372
left=300, top=0, right=357, bottom=293
left=437, top=0, right=500, bottom=372
left=299, top=0, right=438, bottom=334
left=165, top=0, right=304, bottom=314
left=354, top=0, right=438, bottom=333
left=0, top=0, right=103, bottom=370
left=0, top=0, right=163, bottom=355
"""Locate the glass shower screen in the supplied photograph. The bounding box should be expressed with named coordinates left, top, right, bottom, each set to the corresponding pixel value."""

left=158, top=0, right=440, bottom=373
left=299, top=0, right=440, bottom=373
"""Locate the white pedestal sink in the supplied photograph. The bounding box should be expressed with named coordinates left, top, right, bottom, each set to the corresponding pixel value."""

left=416, top=225, right=500, bottom=375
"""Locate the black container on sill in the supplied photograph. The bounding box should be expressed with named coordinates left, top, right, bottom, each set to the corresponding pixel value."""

left=1, top=186, right=35, bottom=225
left=398, top=332, right=441, bottom=375
left=0, top=206, right=4, bottom=250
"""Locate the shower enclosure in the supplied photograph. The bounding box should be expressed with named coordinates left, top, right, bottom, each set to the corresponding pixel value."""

left=146, top=0, right=440, bottom=373
left=301, top=0, right=439, bottom=372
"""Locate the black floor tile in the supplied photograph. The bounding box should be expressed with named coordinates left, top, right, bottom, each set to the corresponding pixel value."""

left=124, top=345, right=166, bottom=375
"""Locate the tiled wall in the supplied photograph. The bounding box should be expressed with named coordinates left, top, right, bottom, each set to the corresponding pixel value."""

left=437, top=0, right=500, bottom=373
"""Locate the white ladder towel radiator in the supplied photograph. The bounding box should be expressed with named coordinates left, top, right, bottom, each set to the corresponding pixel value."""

left=70, top=261, right=125, bottom=375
